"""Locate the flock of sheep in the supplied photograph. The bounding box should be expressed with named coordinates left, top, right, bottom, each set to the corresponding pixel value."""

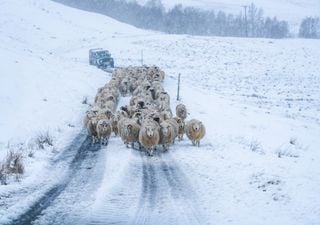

left=84, top=66, right=206, bottom=156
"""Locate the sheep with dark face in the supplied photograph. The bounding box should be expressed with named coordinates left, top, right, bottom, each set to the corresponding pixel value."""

left=139, top=123, right=160, bottom=156
left=96, top=119, right=112, bottom=145
left=173, top=117, right=185, bottom=141
left=176, top=104, right=187, bottom=121
left=185, top=119, right=206, bottom=147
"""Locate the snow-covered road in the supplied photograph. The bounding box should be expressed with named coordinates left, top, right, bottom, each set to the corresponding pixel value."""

left=9, top=135, right=205, bottom=225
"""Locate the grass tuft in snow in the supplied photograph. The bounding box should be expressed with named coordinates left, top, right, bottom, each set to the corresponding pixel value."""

left=82, top=96, right=89, bottom=105
left=35, top=131, right=54, bottom=149
left=289, top=137, right=297, bottom=145
left=0, top=151, right=24, bottom=185
left=249, top=139, right=264, bottom=154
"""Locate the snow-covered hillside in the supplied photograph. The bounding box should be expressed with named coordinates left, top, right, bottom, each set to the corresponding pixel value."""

left=1, top=0, right=320, bottom=224
left=135, top=0, right=320, bottom=31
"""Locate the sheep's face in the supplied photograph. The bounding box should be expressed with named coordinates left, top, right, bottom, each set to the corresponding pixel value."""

left=178, top=122, right=184, bottom=129
left=99, top=121, right=109, bottom=131
left=125, top=124, right=133, bottom=136
left=105, top=110, right=113, bottom=118
left=146, top=127, right=154, bottom=137
left=192, top=123, right=201, bottom=132
left=161, top=126, right=170, bottom=136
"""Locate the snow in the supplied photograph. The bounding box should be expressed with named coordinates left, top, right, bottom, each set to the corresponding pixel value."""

left=1, top=0, right=320, bottom=224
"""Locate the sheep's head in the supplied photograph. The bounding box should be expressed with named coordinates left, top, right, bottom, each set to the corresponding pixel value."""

left=192, top=122, right=201, bottom=132
left=105, top=110, right=113, bottom=118
left=99, top=120, right=109, bottom=131
left=124, top=124, right=133, bottom=136
left=146, top=126, right=155, bottom=137
left=112, top=114, right=120, bottom=122
left=127, top=124, right=133, bottom=131
left=178, top=120, right=185, bottom=129
left=161, top=125, right=170, bottom=136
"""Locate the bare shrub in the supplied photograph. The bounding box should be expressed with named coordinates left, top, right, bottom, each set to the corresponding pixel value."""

left=0, top=163, right=7, bottom=185
left=0, top=151, right=25, bottom=185
left=35, top=131, right=53, bottom=149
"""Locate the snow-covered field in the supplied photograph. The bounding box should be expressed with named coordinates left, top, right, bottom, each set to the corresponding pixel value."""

left=134, top=0, right=320, bottom=32
left=0, top=0, right=320, bottom=224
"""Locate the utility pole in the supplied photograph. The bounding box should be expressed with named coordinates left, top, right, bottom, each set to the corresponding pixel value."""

left=177, top=73, right=181, bottom=101
left=243, top=5, right=248, bottom=37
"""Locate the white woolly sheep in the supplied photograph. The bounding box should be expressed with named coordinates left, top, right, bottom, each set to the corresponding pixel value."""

left=86, top=117, right=99, bottom=144
left=176, top=104, right=187, bottom=121
left=96, top=119, right=112, bottom=145
left=119, top=118, right=141, bottom=148
left=159, top=121, right=176, bottom=151
left=185, top=119, right=206, bottom=147
left=139, top=123, right=160, bottom=156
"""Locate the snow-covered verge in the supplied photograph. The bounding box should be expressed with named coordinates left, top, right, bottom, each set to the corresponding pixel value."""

left=1, top=0, right=320, bottom=224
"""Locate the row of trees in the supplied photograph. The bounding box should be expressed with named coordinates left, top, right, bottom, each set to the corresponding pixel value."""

left=53, top=0, right=297, bottom=38
left=299, top=17, right=320, bottom=39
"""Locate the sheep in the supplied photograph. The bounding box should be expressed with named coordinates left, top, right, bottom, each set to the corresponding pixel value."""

left=84, top=110, right=96, bottom=128
left=96, top=119, right=112, bottom=145
left=166, top=118, right=179, bottom=141
left=176, top=104, right=188, bottom=121
left=86, top=117, right=99, bottom=144
left=119, top=118, right=140, bottom=148
left=158, top=92, right=170, bottom=106
left=139, top=123, right=160, bottom=156
left=173, top=117, right=185, bottom=141
left=85, top=65, right=204, bottom=152
left=185, top=119, right=206, bottom=147
left=159, top=110, right=173, bottom=121
left=111, top=113, right=121, bottom=136
left=159, top=121, right=175, bottom=151
left=119, top=78, right=130, bottom=96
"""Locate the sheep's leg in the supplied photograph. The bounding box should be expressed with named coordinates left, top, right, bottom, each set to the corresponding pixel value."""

left=92, top=136, right=96, bottom=145
left=106, top=137, right=109, bottom=145
left=197, top=140, right=200, bottom=147
left=149, top=148, right=154, bottom=156
left=163, top=144, right=168, bottom=152
left=131, top=142, right=134, bottom=149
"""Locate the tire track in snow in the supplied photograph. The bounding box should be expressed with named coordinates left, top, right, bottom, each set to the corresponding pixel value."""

left=9, top=130, right=101, bottom=225
left=132, top=152, right=158, bottom=225
left=159, top=153, right=204, bottom=225
left=88, top=149, right=143, bottom=225
left=132, top=150, right=204, bottom=225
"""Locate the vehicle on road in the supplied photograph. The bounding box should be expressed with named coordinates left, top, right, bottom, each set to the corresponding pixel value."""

left=89, top=48, right=114, bottom=69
